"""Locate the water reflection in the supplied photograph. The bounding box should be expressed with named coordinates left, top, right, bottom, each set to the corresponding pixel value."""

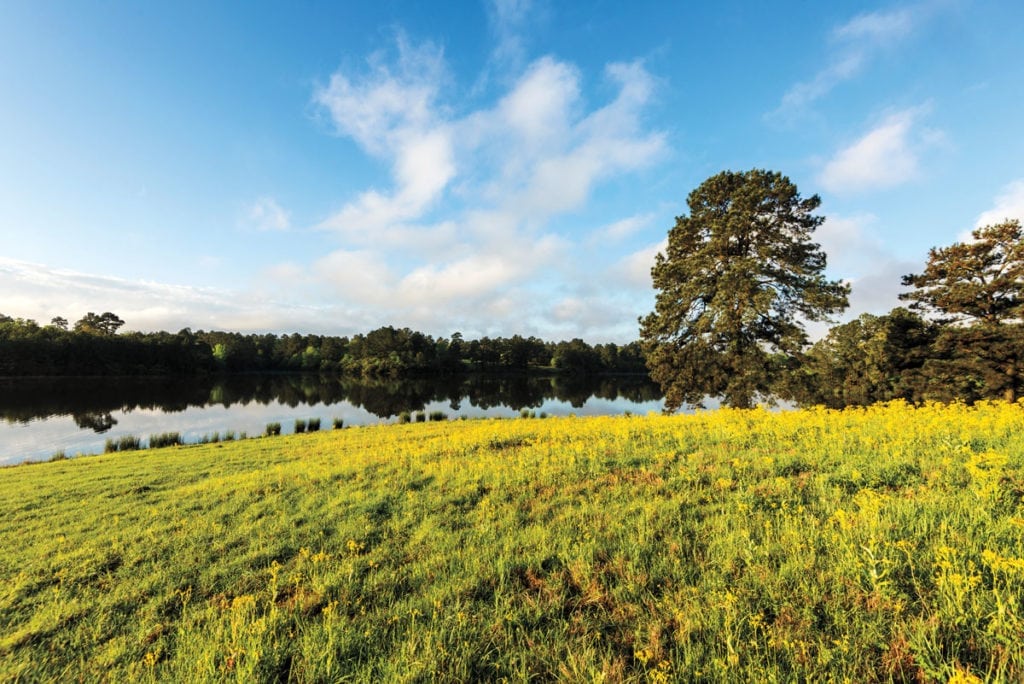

left=0, top=374, right=663, bottom=463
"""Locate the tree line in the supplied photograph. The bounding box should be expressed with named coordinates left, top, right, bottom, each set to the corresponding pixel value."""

left=6, top=169, right=1019, bottom=409
left=0, top=314, right=646, bottom=378
left=641, top=169, right=1024, bottom=410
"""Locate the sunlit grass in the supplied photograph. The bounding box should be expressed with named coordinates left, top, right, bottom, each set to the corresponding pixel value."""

left=1, top=401, right=1023, bottom=681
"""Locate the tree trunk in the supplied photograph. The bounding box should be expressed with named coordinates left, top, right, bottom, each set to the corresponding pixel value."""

left=1005, top=360, right=1018, bottom=402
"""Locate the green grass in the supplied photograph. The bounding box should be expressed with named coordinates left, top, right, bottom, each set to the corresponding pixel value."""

left=1, top=402, right=1023, bottom=681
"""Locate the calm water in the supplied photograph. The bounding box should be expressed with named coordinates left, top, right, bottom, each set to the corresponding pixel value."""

left=0, top=374, right=664, bottom=465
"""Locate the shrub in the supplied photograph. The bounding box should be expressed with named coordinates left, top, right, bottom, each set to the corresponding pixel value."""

left=415, top=412, right=426, bottom=423
left=521, top=409, right=531, bottom=419
left=49, top=450, right=67, bottom=462
left=332, top=418, right=344, bottom=430
left=429, top=411, right=445, bottom=422
left=148, top=432, right=182, bottom=449
left=398, top=412, right=411, bottom=424
left=308, top=418, right=321, bottom=432
left=105, top=435, right=141, bottom=453
left=294, top=419, right=307, bottom=434
left=265, top=422, right=281, bottom=437
left=222, top=431, right=235, bottom=442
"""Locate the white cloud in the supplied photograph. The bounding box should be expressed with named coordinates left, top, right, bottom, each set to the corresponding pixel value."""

left=592, top=213, right=655, bottom=243
left=819, top=109, right=937, bottom=194
left=798, top=213, right=919, bottom=340
left=817, top=214, right=908, bottom=307
left=0, top=257, right=340, bottom=334
left=303, top=38, right=666, bottom=340
left=488, top=0, right=533, bottom=66
left=770, top=6, right=924, bottom=121
left=246, top=197, right=291, bottom=231
left=313, top=34, right=446, bottom=154
left=816, top=213, right=886, bottom=276
left=499, top=57, right=579, bottom=146
left=3, top=31, right=667, bottom=344
left=975, top=179, right=1024, bottom=229
left=314, top=38, right=456, bottom=238
left=612, top=239, right=666, bottom=290
left=832, top=7, right=915, bottom=43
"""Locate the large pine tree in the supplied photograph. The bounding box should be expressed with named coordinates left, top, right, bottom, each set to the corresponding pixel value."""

left=640, top=169, right=848, bottom=410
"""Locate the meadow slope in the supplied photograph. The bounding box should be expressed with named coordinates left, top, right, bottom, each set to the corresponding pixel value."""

left=2, top=402, right=1023, bottom=681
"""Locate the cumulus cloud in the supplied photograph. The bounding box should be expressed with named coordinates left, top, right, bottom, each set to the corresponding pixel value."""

left=818, top=108, right=941, bottom=194
left=302, top=35, right=666, bottom=340
left=770, top=6, right=926, bottom=121
left=314, top=37, right=455, bottom=237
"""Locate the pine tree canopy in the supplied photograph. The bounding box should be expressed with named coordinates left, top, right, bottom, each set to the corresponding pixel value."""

left=640, top=169, right=849, bottom=410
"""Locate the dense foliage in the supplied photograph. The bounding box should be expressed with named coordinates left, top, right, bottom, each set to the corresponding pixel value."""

left=0, top=314, right=645, bottom=378
left=3, top=403, right=1023, bottom=681
left=640, top=169, right=848, bottom=410
left=790, top=219, right=1024, bottom=406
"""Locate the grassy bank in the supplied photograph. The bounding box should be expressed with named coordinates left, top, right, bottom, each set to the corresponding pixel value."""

left=2, top=402, right=1023, bottom=681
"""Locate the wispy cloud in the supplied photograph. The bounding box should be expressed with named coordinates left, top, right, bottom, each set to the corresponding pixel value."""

left=818, top=107, right=941, bottom=195
left=245, top=197, right=291, bottom=232
left=769, top=5, right=924, bottom=122
left=591, top=213, right=656, bottom=243
left=487, top=0, right=534, bottom=69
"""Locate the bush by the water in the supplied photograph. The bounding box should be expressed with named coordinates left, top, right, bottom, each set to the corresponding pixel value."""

left=103, top=435, right=140, bottom=453
left=148, top=432, right=182, bottom=449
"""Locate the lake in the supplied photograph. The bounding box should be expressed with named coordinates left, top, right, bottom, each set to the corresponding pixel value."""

left=0, top=373, right=664, bottom=465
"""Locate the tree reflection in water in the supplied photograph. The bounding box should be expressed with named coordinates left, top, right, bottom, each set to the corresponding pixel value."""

left=0, top=373, right=662, bottom=430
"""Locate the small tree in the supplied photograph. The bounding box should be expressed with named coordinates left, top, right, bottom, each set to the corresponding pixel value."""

left=74, top=311, right=125, bottom=336
left=901, top=220, right=1024, bottom=324
left=640, top=169, right=848, bottom=409
left=900, top=219, right=1024, bottom=401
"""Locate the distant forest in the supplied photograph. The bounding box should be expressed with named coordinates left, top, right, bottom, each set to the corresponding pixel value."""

left=0, top=312, right=646, bottom=378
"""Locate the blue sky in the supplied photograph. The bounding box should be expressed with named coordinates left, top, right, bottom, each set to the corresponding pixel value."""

left=1, top=0, right=1022, bottom=342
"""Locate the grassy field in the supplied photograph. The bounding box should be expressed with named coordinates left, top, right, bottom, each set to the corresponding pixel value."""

left=2, top=402, right=1023, bottom=682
